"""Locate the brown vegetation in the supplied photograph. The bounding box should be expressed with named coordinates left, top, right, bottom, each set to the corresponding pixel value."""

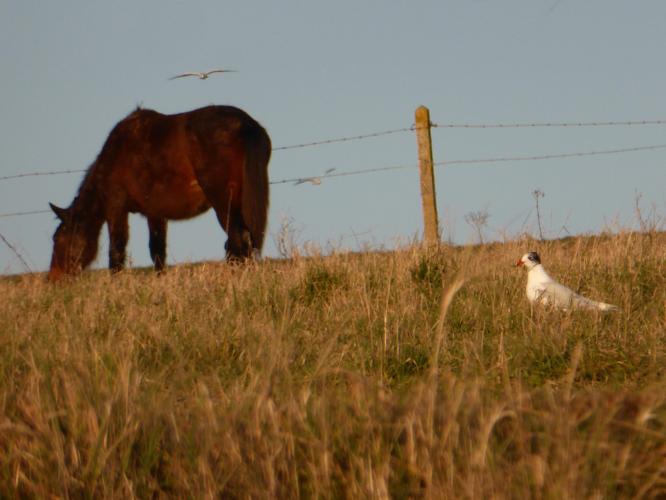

left=1, top=231, right=665, bottom=498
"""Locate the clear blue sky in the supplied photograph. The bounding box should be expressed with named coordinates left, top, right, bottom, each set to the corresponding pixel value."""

left=1, top=1, right=665, bottom=274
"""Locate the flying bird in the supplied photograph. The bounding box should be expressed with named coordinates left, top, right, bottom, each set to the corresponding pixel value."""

left=516, top=251, right=618, bottom=311
left=169, top=69, right=237, bottom=80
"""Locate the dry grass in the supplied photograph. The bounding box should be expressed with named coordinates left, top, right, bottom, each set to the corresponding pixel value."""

left=1, top=231, right=665, bottom=498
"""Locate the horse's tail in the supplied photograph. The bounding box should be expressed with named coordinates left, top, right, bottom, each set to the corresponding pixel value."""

left=241, top=123, right=271, bottom=253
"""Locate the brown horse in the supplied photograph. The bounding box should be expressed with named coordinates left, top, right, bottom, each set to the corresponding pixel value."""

left=48, top=105, right=271, bottom=281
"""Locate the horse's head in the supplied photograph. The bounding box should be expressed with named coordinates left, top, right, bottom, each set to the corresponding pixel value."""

left=48, top=203, right=98, bottom=281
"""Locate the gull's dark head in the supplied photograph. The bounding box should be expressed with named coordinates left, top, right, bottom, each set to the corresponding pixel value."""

left=516, top=251, right=541, bottom=269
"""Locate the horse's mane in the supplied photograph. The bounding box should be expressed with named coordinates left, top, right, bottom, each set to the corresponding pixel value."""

left=66, top=162, right=103, bottom=219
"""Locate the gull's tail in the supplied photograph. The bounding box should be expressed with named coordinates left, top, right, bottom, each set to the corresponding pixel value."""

left=573, top=294, right=619, bottom=312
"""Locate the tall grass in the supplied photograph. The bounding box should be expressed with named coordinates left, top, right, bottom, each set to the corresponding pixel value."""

left=0, top=231, right=665, bottom=498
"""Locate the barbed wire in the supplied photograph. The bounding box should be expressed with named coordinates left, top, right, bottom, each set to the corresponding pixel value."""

left=430, top=119, right=666, bottom=129
left=0, top=230, right=32, bottom=272
left=3, top=118, right=665, bottom=182
left=269, top=165, right=410, bottom=185
left=270, top=142, right=666, bottom=185
left=0, top=169, right=86, bottom=182
left=0, top=129, right=413, bottom=182
left=2, top=141, right=665, bottom=218
left=438, top=143, right=666, bottom=166
left=0, top=209, right=52, bottom=218
left=272, top=127, right=415, bottom=151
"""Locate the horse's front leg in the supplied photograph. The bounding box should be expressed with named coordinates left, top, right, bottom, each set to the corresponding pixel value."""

left=148, top=217, right=167, bottom=272
left=107, top=210, right=129, bottom=273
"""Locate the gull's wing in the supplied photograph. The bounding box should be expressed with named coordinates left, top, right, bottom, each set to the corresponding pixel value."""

left=204, top=69, right=237, bottom=76
left=169, top=72, right=201, bottom=80
left=536, top=282, right=575, bottom=308
left=541, top=282, right=617, bottom=311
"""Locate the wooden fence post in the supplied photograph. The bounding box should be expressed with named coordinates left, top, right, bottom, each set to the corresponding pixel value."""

left=415, top=105, right=439, bottom=246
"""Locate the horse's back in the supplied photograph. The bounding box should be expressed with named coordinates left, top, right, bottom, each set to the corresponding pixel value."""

left=97, top=108, right=212, bottom=219
left=183, top=105, right=268, bottom=145
left=96, top=106, right=269, bottom=221
left=106, top=105, right=265, bottom=151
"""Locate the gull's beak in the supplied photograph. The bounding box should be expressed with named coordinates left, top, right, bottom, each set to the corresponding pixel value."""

left=516, top=259, right=524, bottom=267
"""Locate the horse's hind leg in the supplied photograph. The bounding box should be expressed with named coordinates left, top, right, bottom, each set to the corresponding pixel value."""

left=223, top=208, right=253, bottom=262
left=148, top=217, right=167, bottom=272
left=107, top=211, right=129, bottom=273
left=196, top=173, right=253, bottom=262
left=206, top=191, right=253, bottom=262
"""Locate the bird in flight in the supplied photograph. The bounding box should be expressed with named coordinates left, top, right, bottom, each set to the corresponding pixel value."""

left=169, top=69, right=237, bottom=80
left=516, top=251, right=618, bottom=311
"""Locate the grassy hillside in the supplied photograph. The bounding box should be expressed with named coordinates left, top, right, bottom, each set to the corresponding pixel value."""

left=1, top=232, right=665, bottom=498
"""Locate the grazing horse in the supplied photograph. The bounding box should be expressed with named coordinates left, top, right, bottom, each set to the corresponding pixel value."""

left=48, top=105, right=271, bottom=281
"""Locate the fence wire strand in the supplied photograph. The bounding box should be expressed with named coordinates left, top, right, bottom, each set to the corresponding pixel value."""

left=2, top=141, right=665, bottom=218
left=269, top=164, right=411, bottom=185
left=431, top=119, right=666, bottom=129
left=272, top=127, right=415, bottom=151
left=2, top=118, right=666, bottom=182
left=0, top=169, right=86, bottom=182
left=438, top=143, right=666, bottom=166
left=0, top=231, right=32, bottom=271
left=2, top=116, right=666, bottom=218
left=271, top=142, right=666, bottom=186
left=0, top=209, right=52, bottom=218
